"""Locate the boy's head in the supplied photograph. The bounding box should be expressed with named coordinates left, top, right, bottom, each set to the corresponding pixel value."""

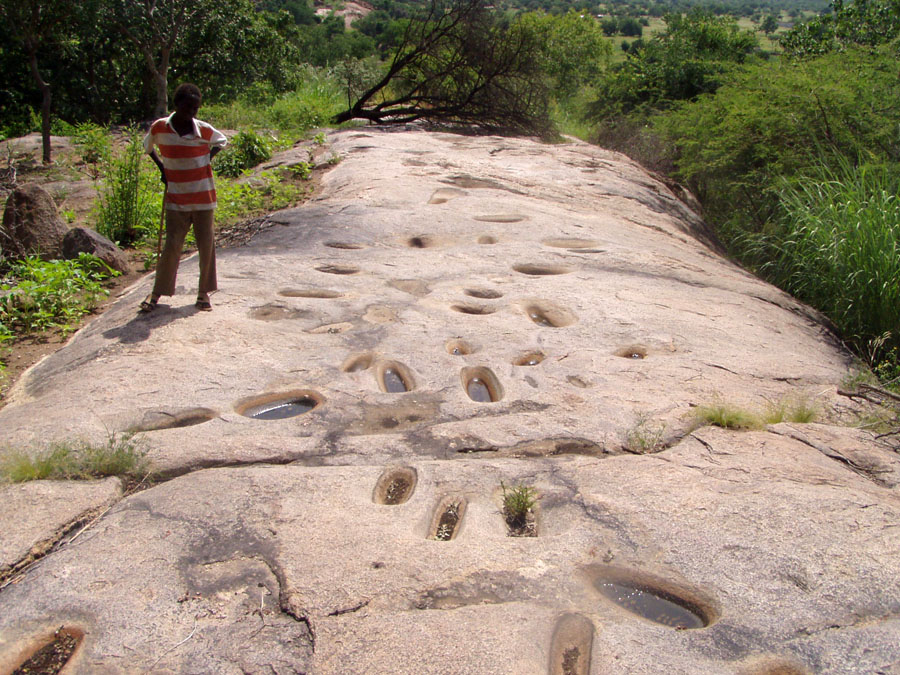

left=173, top=83, right=202, bottom=118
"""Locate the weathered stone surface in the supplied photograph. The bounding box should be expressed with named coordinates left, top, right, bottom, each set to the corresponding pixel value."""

left=0, top=183, right=69, bottom=260
left=0, top=128, right=897, bottom=674
left=62, top=226, right=129, bottom=274
left=0, top=477, right=122, bottom=574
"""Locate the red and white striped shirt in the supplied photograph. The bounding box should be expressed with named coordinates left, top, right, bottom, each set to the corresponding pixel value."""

left=144, top=114, right=227, bottom=212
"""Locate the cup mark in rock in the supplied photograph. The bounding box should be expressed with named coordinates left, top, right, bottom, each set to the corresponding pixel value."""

left=442, top=174, right=508, bottom=190
left=307, top=322, right=353, bottom=334
left=542, top=237, right=599, bottom=249
left=128, top=407, right=217, bottom=432
left=323, top=241, right=365, bottom=250
left=342, top=353, right=375, bottom=372
left=8, top=626, right=84, bottom=675
left=474, top=214, right=527, bottom=223
left=428, top=187, right=467, bottom=204
left=429, top=496, right=466, bottom=541
left=373, top=466, right=417, bottom=505
left=567, top=375, right=591, bottom=389
left=235, top=390, right=323, bottom=420
left=316, top=264, right=360, bottom=275
left=406, top=235, right=440, bottom=249
left=616, top=345, right=648, bottom=359
left=447, top=339, right=474, bottom=356
left=376, top=360, right=415, bottom=393
left=464, top=288, right=503, bottom=299
left=388, top=279, right=431, bottom=297
left=278, top=288, right=344, bottom=299
left=513, top=264, right=573, bottom=276
left=461, top=366, right=503, bottom=403
left=514, top=351, right=545, bottom=366
left=452, top=303, right=496, bottom=316
left=249, top=303, right=310, bottom=321
left=586, top=565, right=717, bottom=630
left=549, top=613, right=594, bottom=675
left=477, top=235, right=498, bottom=245
left=523, top=301, right=577, bottom=328
left=737, top=656, right=812, bottom=675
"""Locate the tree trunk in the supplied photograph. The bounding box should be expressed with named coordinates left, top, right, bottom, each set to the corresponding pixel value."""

left=152, top=48, right=171, bottom=119
left=26, top=43, right=52, bottom=164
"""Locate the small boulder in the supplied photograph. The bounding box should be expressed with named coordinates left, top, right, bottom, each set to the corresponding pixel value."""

left=62, top=227, right=130, bottom=275
left=1, top=183, right=70, bottom=260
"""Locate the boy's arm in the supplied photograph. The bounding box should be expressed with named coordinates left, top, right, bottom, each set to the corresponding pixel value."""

left=148, top=150, right=167, bottom=185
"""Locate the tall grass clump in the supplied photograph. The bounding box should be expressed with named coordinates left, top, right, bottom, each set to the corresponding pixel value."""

left=95, top=130, right=160, bottom=246
left=747, top=157, right=900, bottom=369
left=0, top=433, right=149, bottom=483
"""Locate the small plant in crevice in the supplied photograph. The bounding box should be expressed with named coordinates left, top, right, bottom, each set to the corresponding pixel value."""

left=434, top=501, right=462, bottom=541
left=501, top=481, right=538, bottom=537
left=624, top=412, right=667, bottom=454
left=691, top=403, right=763, bottom=431
left=0, top=432, right=151, bottom=484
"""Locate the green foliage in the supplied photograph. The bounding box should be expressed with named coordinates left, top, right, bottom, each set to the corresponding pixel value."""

left=515, top=11, right=612, bottom=100
left=746, top=158, right=900, bottom=360
left=95, top=131, right=159, bottom=245
left=590, top=10, right=759, bottom=121
left=762, top=396, right=819, bottom=424
left=213, top=131, right=273, bottom=178
left=215, top=170, right=305, bottom=226
left=781, top=0, right=900, bottom=56
left=500, top=481, right=538, bottom=534
left=0, top=254, right=116, bottom=335
left=624, top=412, right=667, bottom=453
left=0, top=432, right=149, bottom=483
left=692, top=403, right=764, bottom=430
left=656, top=45, right=900, bottom=232
left=73, top=122, right=111, bottom=165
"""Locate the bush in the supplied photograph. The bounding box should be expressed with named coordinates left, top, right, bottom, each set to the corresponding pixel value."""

left=213, top=130, right=273, bottom=177
left=0, top=254, right=117, bottom=335
left=95, top=131, right=159, bottom=246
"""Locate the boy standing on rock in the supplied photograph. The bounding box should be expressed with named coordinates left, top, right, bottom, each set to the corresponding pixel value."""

left=140, top=83, right=227, bottom=312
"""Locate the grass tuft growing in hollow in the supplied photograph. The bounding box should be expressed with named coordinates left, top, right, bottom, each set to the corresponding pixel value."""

left=501, top=481, right=538, bottom=536
left=624, top=412, right=667, bottom=453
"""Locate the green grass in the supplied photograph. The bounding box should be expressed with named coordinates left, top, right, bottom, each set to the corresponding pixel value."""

left=500, top=481, right=538, bottom=533
left=0, top=433, right=150, bottom=483
left=693, top=403, right=764, bottom=431
left=693, top=395, right=821, bottom=431
left=748, top=157, right=900, bottom=370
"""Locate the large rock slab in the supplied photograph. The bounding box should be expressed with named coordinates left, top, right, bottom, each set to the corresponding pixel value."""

left=0, top=128, right=896, bottom=674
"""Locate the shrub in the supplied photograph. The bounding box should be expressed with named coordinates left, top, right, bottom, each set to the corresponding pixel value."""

left=0, top=254, right=116, bottom=335
left=73, top=122, right=112, bottom=166
left=95, top=131, right=159, bottom=246
left=213, top=130, right=273, bottom=178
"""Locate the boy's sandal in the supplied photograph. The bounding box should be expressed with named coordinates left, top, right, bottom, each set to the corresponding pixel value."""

left=139, top=295, right=159, bottom=313
left=195, top=298, right=213, bottom=311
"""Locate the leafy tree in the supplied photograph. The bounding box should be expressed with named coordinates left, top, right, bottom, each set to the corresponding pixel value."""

left=515, top=10, right=611, bottom=100
left=332, top=0, right=552, bottom=136
left=0, top=0, right=72, bottom=162
left=781, top=0, right=900, bottom=55
left=761, top=13, right=779, bottom=33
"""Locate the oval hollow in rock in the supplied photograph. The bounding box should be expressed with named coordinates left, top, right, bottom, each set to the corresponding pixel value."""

left=616, top=345, right=648, bottom=359
left=513, top=263, right=573, bottom=276
left=316, top=264, right=359, bottom=275
left=542, top=237, right=599, bottom=249
left=464, top=288, right=503, bottom=299
left=446, top=339, right=474, bottom=356
left=461, top=366, right=503, bottom=403
left=429, top=496, right=467, bottom=541
left=586, top=565, right=717, bottom=630
left=477, top=235, right=498, bottom=245
left=8, top=626, right=84, bottom=674
left=474, top=214, right=526, bottom=223
left=406, top=235, right=438, bottom=248
left=128, top=407, right=217, bottom=432
left=451, top=303, right=496, bottom=316
left=278, top=288, right=344, bottom=299
left=376, top=360, right=415, bottom=393
left=235, top=390, right=323, bottom=420
left=341, top=353, right=375, bottom=373
left=523, top=302, right=577, bottom=328
left=324, top=241, right=364, bottom=250
left=514, top=351, right=545, bottom=366
left=373, top=466, right=418, bottom=505
left=428, top=187, right=466, bottom=204
left=549, top=613, right=594, bottom=675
